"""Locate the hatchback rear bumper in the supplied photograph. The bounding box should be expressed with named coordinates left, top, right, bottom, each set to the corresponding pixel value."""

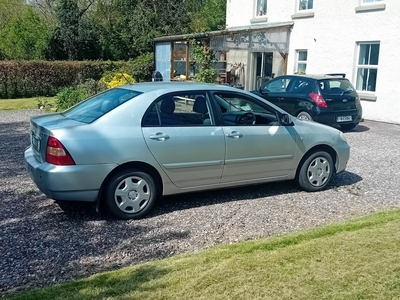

left=25, top=147, right=116, bottom=202
left=314, top=108, right=362, bottom=127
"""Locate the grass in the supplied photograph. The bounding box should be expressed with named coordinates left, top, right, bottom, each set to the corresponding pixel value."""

left=6, top=209, right=400, bottom=300
left=0, top=97, right=55, bottom=110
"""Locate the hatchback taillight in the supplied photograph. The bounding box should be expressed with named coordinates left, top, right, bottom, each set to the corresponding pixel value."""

left=46, top=136, right=75, bottom=165
left=309, top=92, right=327, bottom=108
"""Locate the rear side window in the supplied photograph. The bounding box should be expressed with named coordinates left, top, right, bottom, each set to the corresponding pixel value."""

left=318, top=79, right=355, bottom=95
left=62, top=88, right=142, bottom=123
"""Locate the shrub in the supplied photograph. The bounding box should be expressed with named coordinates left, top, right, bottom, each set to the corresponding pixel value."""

left=101, top=72, right=135, bottom=89
left=55, top=87, right=88, bottom=111
left=130, top=53, right=154, bottom=82
left=78, top=78, right=107, bottom=97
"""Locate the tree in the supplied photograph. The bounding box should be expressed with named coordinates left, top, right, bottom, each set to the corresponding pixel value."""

left=0, top=7, right=52, bottom=60
left=189, top=0, right=226, bottom=33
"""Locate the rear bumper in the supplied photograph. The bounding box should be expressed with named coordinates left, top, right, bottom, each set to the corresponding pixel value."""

left=25, top=147, right=116, bottom=202
left=314, top=107, right=362, bottom=127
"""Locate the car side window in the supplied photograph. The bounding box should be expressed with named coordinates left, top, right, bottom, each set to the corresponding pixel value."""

left=212, top=92, right=279, bottom=126
left=142, top=92, right=213, bottom=127
left=263, top=78, right=291, bottom=93
left=288, top=79, right=312, bottom=94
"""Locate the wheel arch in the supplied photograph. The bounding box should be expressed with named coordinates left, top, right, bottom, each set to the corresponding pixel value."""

left=295, top=144, right=338, bottom=178
left=97, top=161, right=163, bottom=204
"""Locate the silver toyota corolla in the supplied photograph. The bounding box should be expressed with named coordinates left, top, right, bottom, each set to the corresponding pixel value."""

left=25, top=82, right=350, bottom=219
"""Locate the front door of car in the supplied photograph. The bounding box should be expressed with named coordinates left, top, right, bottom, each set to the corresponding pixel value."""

left=210, top=91, right=297, bottom=183
left=260, top=77, right=293, bottom=113
left=142, top=92, right=225, bottom=188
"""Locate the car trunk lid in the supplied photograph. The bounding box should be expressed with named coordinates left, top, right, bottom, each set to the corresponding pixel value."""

left=30, top=114, right=85, bottom=163
left=318, top=79, right=359, bottom=111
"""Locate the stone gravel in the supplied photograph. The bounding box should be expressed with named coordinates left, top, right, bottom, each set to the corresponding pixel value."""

left=1, top=109, right=400, bottom=297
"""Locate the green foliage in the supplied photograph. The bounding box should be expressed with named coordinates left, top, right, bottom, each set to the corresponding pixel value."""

left=0, top=7, right=52, bottom=60
left=189, top=0, right=227, bottom=33
left=0, top=60, right=124, bottom=99
left=77, top=78, right=107, bottom=97
left=130, top=53, right=154, bottom=82
left=55, top=86, right=87, bottom=111
left=190, top=40, right=218, bottom=83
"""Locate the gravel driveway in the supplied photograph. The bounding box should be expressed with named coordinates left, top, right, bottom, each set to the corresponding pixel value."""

left=1, top=109, right=400, bottom=296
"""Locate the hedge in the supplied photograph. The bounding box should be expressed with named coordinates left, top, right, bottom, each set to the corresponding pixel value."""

left=0, top=60, right=128, bottom=99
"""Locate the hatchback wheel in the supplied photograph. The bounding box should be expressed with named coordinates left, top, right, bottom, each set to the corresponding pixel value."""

left=105, top=170, right=158, bottom=220
left=340, top=122, right=358, bottom=131
left=296, top=151, right=333, bottom=192
left=297, top=111, right=312, bottom=121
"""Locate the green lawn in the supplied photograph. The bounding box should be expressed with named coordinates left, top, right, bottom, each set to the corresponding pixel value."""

left=0, top=97, right=55, bottom=110
left=6, top=209, right=400, bottom=300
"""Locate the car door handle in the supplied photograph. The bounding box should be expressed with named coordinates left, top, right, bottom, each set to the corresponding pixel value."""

left=149, top=133, right=170, bottom=141
left=278, top=97, right=284, bottom=101
left=226, top=131, right=243, bottom=139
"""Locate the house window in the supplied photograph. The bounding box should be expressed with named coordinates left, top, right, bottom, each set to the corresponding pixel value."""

left=299, top=0, right=313, bottom=10
left=256, top=0, right=267, bottom=16
left=296, top=50, right=307, bottom=74
left=362, top=0, right=383, bottom=3
left=356, top=43, right=380, bottom=92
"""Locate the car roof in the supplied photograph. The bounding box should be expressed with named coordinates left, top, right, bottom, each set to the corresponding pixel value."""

left=280, top=74, right=348, bottom=80
left=118, top=82, right=235, bottom=93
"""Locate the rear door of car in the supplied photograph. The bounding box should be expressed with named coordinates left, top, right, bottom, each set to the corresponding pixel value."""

left=142, top=91, right=225, bottom=188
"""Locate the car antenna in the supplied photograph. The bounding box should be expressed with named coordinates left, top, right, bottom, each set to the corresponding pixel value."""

left=120, top=72, right=133, bottom=85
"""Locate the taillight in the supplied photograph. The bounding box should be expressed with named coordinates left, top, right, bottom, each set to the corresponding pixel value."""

left=46, top=136, right=75, bottom=165
left=309, top=92, right=327, bottom=108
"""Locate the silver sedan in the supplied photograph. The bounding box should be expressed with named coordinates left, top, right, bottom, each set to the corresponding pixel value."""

left=25, top=82, right=350, bottom=219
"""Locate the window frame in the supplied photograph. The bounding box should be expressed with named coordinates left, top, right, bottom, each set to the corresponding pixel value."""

left=295, top=49, right=308, bottom=74
left=297, top=0, right=313, bottom=11
left=355, top=42, right=380, bottom=93
left=254, top=0, right=267, bottom=17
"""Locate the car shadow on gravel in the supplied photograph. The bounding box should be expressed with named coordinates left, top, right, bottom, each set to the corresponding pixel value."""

left=149, top=170, right=363, bottom=218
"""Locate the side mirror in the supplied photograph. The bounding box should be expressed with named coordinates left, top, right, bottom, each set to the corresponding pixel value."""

left=280, top=113, right=294, bottom=126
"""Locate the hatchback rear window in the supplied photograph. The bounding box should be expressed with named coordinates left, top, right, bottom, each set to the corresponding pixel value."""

left=318, top=79, right=355, bottom=95
left=62, top=88, right=142, bottom=123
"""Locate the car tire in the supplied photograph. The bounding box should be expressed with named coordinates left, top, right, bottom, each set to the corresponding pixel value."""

left=340, top=123, right=359, bottom=131
left=105, top=169, right=158, bottom=220
left=297, top=111, right=313, bottom=121
left=296, top=151, right=334, bottom=192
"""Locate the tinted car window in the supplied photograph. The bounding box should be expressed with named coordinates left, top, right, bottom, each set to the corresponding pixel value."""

left=142, top=92, right=213, bottom=127
left=63, top=88, right=142, bottom=124
left=288, top=78, right=313, bottom=94
left=318, top=79, right=355, bottom=94
left=263, top=78, right=291, bottom=92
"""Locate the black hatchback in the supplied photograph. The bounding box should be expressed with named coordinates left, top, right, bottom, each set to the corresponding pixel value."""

left=251, top=74, right=362, bottom=130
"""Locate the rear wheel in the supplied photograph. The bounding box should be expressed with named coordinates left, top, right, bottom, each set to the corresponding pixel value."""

left=296, top=151, right=333, bottom=192
left=297, top=111, right=312, bottom=121
left=105, top=169, right=158, bottom=220
left=340, top=122, right=358, bottom=131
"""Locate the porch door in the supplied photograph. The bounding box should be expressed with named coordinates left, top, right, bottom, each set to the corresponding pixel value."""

left=155, top=42, right=171, bottom=82
left=255, top=52, right=273, bottom=89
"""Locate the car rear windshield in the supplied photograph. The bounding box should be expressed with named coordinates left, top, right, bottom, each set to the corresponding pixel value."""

left=62, top=88, right=142, bottom=123
left=318, top=78, right=356, bottom=95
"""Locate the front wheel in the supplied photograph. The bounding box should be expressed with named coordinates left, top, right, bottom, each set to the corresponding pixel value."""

left=104, top=170, right=158, bottom=220
left=296, top=151, right=334, bottom=192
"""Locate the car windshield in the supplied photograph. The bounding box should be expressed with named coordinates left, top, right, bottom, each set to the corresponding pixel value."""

left=62, top=88, right=142, bottom=123
left=318, top=79, right=355, bottom=95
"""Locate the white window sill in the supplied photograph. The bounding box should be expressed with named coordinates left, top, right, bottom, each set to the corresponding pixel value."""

left=355, top=3, right=386, bottom=12
left=358, top=92, right=377, bottom=102
left=291, top=11, right=315, bottom=19
left=250, top=17, right=268, bottom=24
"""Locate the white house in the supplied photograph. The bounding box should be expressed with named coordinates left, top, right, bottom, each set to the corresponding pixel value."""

left=225, top=0, right=400, bottom=124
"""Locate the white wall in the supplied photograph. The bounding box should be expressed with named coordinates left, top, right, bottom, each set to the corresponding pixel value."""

left=226, top=0, right=400, bottom=124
